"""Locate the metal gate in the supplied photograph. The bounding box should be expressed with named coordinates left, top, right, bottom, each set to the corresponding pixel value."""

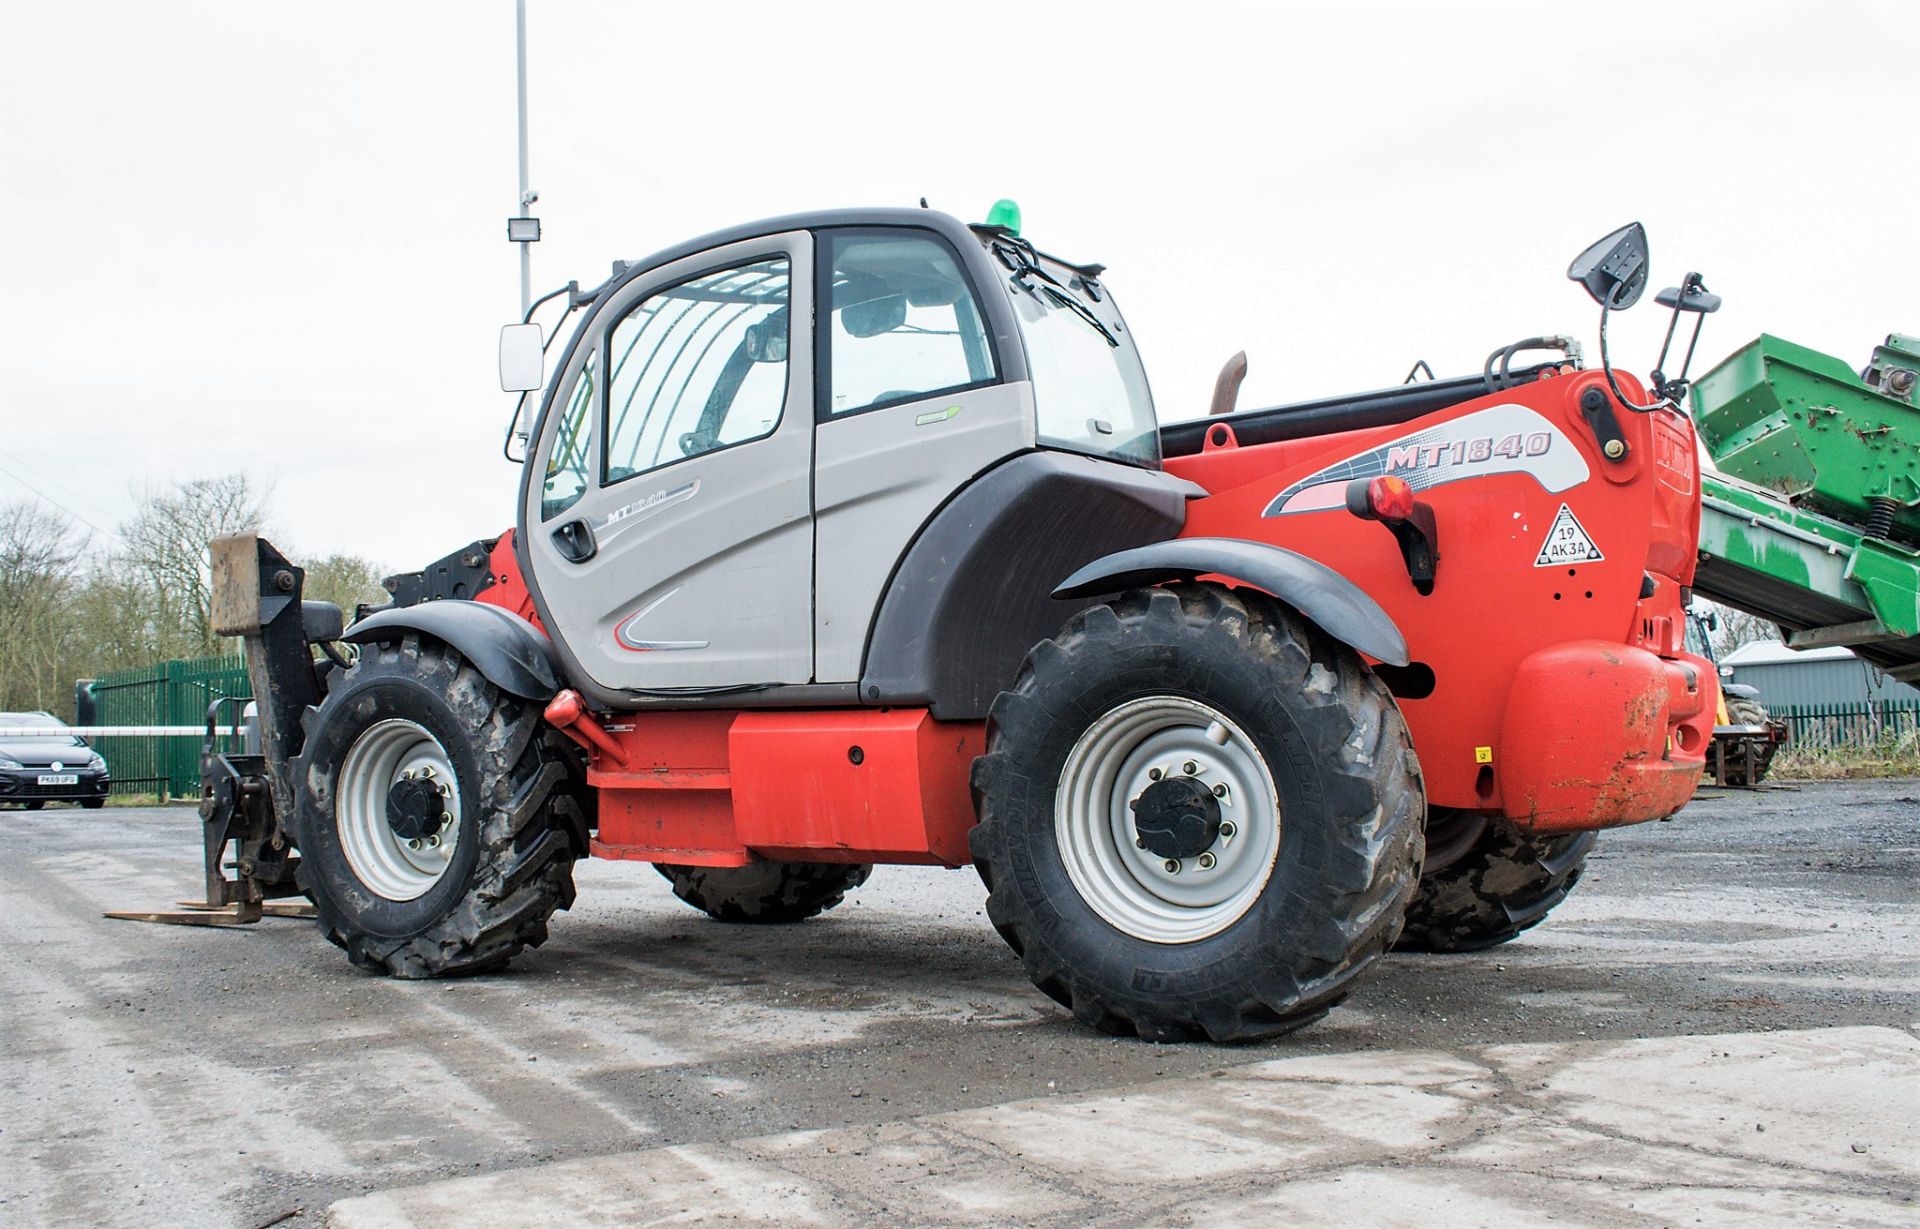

left=83, top=655, right=253, bottom=799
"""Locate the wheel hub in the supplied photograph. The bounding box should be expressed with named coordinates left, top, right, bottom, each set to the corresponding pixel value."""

left=1054, top=696, right=1283, bottom=944
left=385, top=773, right=447, bottom=842
left=337, top=718, right=462, bottom=902
left=1130, top=776, right=1222, bottom=861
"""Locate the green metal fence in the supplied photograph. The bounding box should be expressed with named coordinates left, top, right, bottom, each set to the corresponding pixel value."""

left=1775, top=699, right=1920, bottom=753
left=87, top=654, right=253, bottom=798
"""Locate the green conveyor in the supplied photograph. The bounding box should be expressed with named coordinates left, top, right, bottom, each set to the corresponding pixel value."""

left=1690, top=334, right=1920, bottom=682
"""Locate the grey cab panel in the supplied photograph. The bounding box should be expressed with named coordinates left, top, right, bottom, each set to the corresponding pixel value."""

left=521, top=233, right=816, bottom=693
left=862, top=451, right=1196, bottom=720
left=814, top=382, right=1035, bottom=681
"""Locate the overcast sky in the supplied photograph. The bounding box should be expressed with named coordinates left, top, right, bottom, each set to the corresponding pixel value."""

left=2, top=0, right=1913, bottom=572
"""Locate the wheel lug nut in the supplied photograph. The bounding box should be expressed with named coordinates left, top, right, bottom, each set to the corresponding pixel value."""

left=1164, top=859, right=1181, bottom=874
left=1198, top=852, right=1217, bottom=870
left=441, top=811, right=453, bottom=825
left=1212, top=783, right=1227, bottom=797
left=427, top=835, right=441, bottom=848
left=1135, top=837, right=1146, bottom=849
left=1183, top=761, right=1199, bottom=775
left=1220, top=820, right=1236, bottom=838
left=407, top=839, right=421, bottom=850
left=1148, top=767, right=1163, bottom=781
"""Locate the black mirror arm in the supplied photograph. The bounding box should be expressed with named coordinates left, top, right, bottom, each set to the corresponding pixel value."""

left=1597, top=292, right=1672, bottom=415
left=1649, top=273, right=1716, bottom=404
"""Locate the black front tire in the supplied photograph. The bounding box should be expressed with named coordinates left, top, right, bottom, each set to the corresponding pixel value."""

left=656, top=860, right=871, bottom=923
left=293, top=636, right=588, bottom=978
left=82, top=798, right=106, bottom=810
left=1395, top=810, right=1595, bottom=953
left=24, top=800, right=45, bottom=811
left=970, top=586, right=1424, bottom=1043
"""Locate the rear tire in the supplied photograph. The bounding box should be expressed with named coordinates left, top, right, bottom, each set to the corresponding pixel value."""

left=293, top=635, right=588, bottom=978
left=1717, top=696, right=1779, bottom=786
left=24, top=800, right=45, bottom=811
left=656, top=860, right=871, bottom=923
left=82, top=798, right=105, bottom=810
left=1395, top=809, right=1595, bottom=953
left=970, top=586, right=1423, bottom=1043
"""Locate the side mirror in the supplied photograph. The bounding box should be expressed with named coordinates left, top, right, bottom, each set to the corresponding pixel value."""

left=744, top=308, right=790, bottom=363
left=1655, top=280, right=1722, bottom=315
left=498, top=323, right=546, bottom=393
left=842, top=294, right=907, bottom=339
left=1567, top=223, right=1650, bottom=309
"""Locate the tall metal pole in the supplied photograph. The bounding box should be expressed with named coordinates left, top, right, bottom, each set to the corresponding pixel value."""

left=515, top=0, right=532, bottom=318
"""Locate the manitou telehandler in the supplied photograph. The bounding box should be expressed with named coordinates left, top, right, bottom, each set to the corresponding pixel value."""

left=198, top=207, right=1718, bottom=1041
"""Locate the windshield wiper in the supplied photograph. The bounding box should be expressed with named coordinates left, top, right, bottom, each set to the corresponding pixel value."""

left=1040, top=284, right=1119, bottom=348
left=994, top=239, right=1119, bottom=348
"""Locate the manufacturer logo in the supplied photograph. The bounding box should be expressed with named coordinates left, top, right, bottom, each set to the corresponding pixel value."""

left=50, top=761, right=63, bottom=772
left=1534, top=504, right=1604, bottom=565
left=1263, top=405, right=1589, bottom=517
left=595, top=479, right=699, bottom=547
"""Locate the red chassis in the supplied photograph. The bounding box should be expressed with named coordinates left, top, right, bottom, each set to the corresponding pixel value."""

left=488, top=363, right=1714, bottom=869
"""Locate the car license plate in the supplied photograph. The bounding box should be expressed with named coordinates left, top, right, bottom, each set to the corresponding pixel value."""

left=37, top=773, right=78, bottom=786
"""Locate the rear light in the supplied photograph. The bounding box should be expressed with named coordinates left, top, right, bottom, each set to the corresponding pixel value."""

left=1367, top=475, right=1416, bottom=521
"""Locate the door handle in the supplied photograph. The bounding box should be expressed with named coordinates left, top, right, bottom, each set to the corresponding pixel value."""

left=552, top=519, right=597, bottom=563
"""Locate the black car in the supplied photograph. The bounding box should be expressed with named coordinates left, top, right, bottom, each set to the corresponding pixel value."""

left=0, top=712, right=110, bottom=809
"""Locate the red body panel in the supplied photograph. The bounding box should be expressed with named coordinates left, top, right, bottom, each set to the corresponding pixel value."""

left=587, top=708, right=983, bottom=868
left=525, top=367, right=1710, bottom=861
left=474, top=530, right=543, bottom=629
left=731, top=711, right=983, bottom=865
left=1167, top=368, right=1715, bottom=831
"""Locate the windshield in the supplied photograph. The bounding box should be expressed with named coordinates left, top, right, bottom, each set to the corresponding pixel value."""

left=989, top=240, right=1159, bottom=466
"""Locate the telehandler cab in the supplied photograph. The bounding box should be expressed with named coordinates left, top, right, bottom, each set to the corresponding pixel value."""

left=202, top=207, right=1716, bottom=1041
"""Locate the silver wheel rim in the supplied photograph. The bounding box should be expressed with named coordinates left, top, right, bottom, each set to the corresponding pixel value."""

left=337, top=718, right=462, bottom=902
left=1055, top=696, right=1282, bottom=944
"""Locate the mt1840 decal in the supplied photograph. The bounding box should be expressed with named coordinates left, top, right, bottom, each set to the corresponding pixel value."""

left=1263, top=405, right=1590, bottom=517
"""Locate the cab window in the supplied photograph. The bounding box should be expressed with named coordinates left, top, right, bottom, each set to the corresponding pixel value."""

left=541, top=350, right=596, bottom=520
left=602, top=258, right=790, bottom=484
left=823, top=231, right=995, bottom=417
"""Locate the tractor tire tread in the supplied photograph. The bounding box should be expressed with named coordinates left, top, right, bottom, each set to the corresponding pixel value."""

left=293, top=634, right=584, bottom=979
left=970, top=584, right=1423, bottom=1044
left=1395, top=813, right=1595, bottom=953
left=656, top=860, right=873, bottom=924
left=1717, top=695, right=1780, bottom=787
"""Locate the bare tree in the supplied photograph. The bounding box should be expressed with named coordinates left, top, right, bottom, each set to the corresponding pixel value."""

left=301, top=552, right=391, bottom=620
left=0, top=501, right=88, bottom=712
left=115, top=474, right=271, bottom=659
left=1697, top=600, right=1782, bottom=658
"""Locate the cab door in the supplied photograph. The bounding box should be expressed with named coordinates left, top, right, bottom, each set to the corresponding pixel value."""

left=522, top=233, right=814, bottom=691
left=810, top=227, right=1033, bottom=681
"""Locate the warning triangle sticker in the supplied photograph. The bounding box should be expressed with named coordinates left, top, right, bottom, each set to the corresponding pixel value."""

left=1534, top=504, right=1604, bottom=566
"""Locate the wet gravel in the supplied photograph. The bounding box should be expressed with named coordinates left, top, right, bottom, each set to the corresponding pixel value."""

left=1, top=778, right=1913, bottom=1227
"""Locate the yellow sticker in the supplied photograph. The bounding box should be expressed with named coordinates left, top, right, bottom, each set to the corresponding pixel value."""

left=1474, top=746, right=1494, bottom=764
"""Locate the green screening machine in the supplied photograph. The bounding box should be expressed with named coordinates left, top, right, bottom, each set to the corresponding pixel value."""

left=1691, top=332, right=1920, bottom=684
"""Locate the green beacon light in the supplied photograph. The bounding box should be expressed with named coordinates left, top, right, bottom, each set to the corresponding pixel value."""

left=985, top=198, right=1022, bottom=235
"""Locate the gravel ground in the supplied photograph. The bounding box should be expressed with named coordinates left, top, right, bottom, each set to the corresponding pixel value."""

left=0, top=779, right=1913, bottom=1227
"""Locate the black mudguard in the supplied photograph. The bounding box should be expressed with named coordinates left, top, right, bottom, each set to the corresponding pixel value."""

left=860, top=452, right=1198, bottom=720
left=344, top=602, right=562, bottom=701
left=1053, top=537, right=1410, bottom=667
